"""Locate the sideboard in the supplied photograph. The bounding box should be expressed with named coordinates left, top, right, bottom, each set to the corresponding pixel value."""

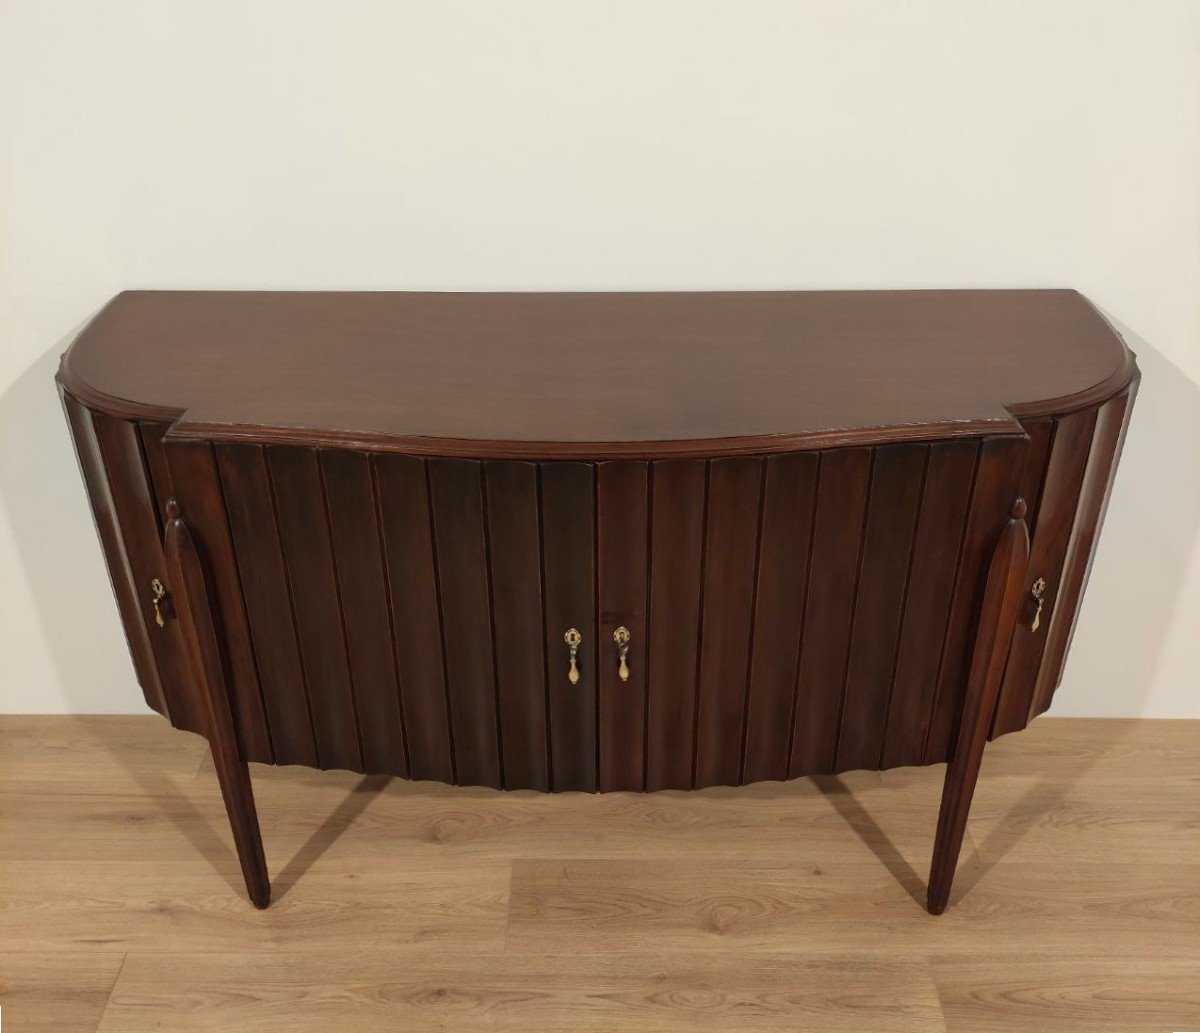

left=57, top=289, right=1137, bottom=913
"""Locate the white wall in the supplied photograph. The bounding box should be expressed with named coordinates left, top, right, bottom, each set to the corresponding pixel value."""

left=2, top=1, right=1197, bottom=718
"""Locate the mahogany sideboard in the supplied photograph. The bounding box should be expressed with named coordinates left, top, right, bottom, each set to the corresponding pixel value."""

left=57, top=289, right=1137, bottom=913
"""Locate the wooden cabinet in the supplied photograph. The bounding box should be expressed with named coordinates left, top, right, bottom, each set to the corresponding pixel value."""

left=58, top=289, right=1137, bottom=913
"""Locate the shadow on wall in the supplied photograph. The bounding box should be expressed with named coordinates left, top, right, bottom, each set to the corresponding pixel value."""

left=0, top=307, right=1196, bottom=718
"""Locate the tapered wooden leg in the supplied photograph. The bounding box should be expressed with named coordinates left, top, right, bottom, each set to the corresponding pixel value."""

left=164, top=497, right=271, bottom=908
left=927, top=498, right=1031, bottom=915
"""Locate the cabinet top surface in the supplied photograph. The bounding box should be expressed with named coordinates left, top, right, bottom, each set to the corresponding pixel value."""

left=60, top=289, right=1134, bottom=458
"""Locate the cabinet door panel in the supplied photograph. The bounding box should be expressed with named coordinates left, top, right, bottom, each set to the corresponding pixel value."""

left=216, top=444, right=319, bottom=767
left=836, top=444, right=927, bottom=772
left=541, top=462, right=597, bottom=792
left=485, top=461, right=549, bottom=791
left=321, top=449, right=408, bottom=775
left=923, top=436, right=1026, bottom=762
left=645, top=460, right=706, bottom=790
left=695, top=457, right=764, bottom=788
left=789, top=448, right=872, bottom=777
left=374, top=454, right=455, bottom=784
left=881, top=440, right=978, bottom=769
left=268, top=446, right=364, bottom=773
left=743, top=452, right=819, bottom=784
left=992, top=409, right=1097, bottom=736
left=428, top=459, right=502, bottom=789
left=597, top=461, right=649, bottom=792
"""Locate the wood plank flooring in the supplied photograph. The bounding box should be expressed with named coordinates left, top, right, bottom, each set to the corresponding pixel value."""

left=0, top=715, right=1197, bottom=1031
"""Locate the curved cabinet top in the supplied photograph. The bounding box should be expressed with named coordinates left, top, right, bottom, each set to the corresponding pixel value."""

left=59, top=288, right=1135, bottom=460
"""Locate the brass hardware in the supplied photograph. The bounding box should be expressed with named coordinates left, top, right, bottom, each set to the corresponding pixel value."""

left=150, top=578, right=167, bottom=628
left=564, top=628, right=582, bottom=685
left=613, top=625, right=631, bottom=682
left=1030, top=577, right=1046, bottom=632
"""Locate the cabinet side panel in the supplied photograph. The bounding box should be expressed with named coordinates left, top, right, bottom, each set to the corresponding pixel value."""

left=267, top=446, right=364, bottom=772
left=1031, top=387, right=1136, bottom=716
left=215, top=444, right=319, bottom=767
left=695, top=457, right=765, bottom=788
left=789, top=448, right=872, bottom=777
left=428, top=458, right=502, bottom=789
left=992, top=409, right=1097, bottom=738
left=881, top=440, right=978, bottom=769
left=374, top=454, right=455, bottom=784
left=743, top=452, right=818, bottom=784
left=541, top=462, right=597, bottom=793
left=836, top=443, right=927, bottom=772
left=645, top=460, right=706, bottom=791
left=597, top=461, right=649, bottom=792
left=164, top=439, right=273, bottom=762
left=320, top=449, right=409, bottom=776
left=61, top=393, right=168, bottom=718
left=923, top=436, right=1026, bottom=763
left=92, top=411, right=204, bottom=734
left=484, top=461, right=549, bottom=791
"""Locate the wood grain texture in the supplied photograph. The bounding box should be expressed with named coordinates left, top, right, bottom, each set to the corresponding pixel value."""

left=743, top=453, right=820, bottom=784
left=60, top=289, right=1134, bottom=459
left=992, top=410, right=1097, bottom=737
left=60, top=392, right=167, bottom=718
left=694, top=457, right=765, bottom=787
left=428, top=459, right=502, bottom=789
left=374, top=453, right=455, bottom=784
left=596, top=461, right=649, bottom=791
left=836, top=444, right=927, bottom=772
left=484, top=461, right=549, bottom=791
left=2, top=716, right=1196, bottom=1031
left=319, top=449, right=408, bottom=776
left=91, top=411, right=203, bottom=734
left=881, top=441, right=978, bottom=769
left=267, top=446, right=363, bottom=772
left=163, top=440, right=273, bottom=763
left=540, top=462, right=597, bottom=792
left=790, top=448, right=873, bottom=777
left=644, top=460, right=706, bottom=791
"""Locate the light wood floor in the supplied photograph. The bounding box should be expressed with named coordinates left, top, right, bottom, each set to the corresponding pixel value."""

left=0, top=715, right=1197, bottom=1032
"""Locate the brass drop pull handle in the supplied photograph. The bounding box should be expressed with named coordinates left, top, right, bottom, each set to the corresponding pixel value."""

left=613, top=626, right=631, bottom=682
left=150, top=578, right=167, bottom=628
left=1030, top=577, right=1046, bottom=632
left=564, top=628, right=582, bottom=685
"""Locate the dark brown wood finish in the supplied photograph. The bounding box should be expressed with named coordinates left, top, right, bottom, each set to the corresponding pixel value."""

left=540, top=463, right=597, bottom=792
left=992, top=410, right=1098, bottom=737
left=880, top=440, right=978, bottom=769
left=484, top=461, right=549, bottom=791
left=644, top=461, right=706, bottom=791
left=163, top=497, right=270, bottom=909
left=60, top=290, right=1133, bottom=458
left=91, top=412, right=203, bottom=734
left=694, top=457, right=765, bottom=788
left=836, top=444, right=927, bottom=772
left=743, top=453, right=819, bottom=784
left=427, top=460, right=502, bottom=789
left=597, top=462, right=649, bottom=792
left=373, top=454, right=455, bottom=784
left=60, top=391, right=167, bottom=718
left=923, top=436, right=1027, bottom=763
left=164, top=440, right=272, bottom=762
left=320, top=450, right=408, bottom=776
left=214, top=444, right=318, bottom=768
left=789, top=448, right=873, bottom=777
left=1031, top=385, right=1137, bottom=715
left=57, top=289, right=1137, bottom=914
left=267, top=447, right=364, bottom=773
left=928, top=499, right=1031, bottom=915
